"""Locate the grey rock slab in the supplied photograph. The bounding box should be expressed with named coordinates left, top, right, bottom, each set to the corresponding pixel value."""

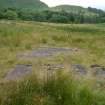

left=5, top=64, right=32, bottom=80
left=90, top=65, right=105, bottom=76
left=72, top=64, right=87, bottom=75
left=17, top=47, right=77, bottom=59
left=42, top=63, right=87, bottom=76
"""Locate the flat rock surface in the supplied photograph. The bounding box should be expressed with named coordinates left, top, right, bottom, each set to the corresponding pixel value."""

left=5, top=64, right=32, bottom=80
left=42, top=63, right=87, bottom=76
left=90, top=65, right=105, bottom=76
left=5, top=47, right=105, bottom=81
left=72, top=64, right=87, bottom=75
left=5, top=47, right=79, bottom=81
left=17, top=47, right=78, bottom=59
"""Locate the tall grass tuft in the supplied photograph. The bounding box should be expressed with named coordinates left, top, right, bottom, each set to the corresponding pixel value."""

left=0, top=71, right=105, bottom=105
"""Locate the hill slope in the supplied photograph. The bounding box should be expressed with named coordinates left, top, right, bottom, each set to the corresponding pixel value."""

left=0, top=0, right=49, bottom=12
left=51, top=5, right=98, bottom=16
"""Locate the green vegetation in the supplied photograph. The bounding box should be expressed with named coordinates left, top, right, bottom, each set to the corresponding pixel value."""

left=0, top=20, right=105, bottom=104
left=0, top=0, right=48, bottom=12
left=0, top=21, right=105, bottom=76
left=0, top=0, right=105, bottom=23
left=0, top=72, right=105, bottom=105
left=0, top=7, right=105, bottom=23
left=3, top=10, right=18, bottom=19
left=51, top=5, right=96, bottom=15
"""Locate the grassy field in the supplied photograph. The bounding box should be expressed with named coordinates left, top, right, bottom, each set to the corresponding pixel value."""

left=0, top=20, right=105, bottom=104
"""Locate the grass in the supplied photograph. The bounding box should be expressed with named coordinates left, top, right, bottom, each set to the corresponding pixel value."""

left=0, top=71, right=105, bottom=105
left=1, top=21, right=105, bottom=67
left=0, top=20, right=105, bottom=104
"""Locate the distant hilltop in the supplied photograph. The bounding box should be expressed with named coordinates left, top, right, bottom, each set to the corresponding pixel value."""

left=0, top=0, right=104, bottom=14
left=0, top=0, right=49, bottom=12
left=0, top=0, right=105, bottom=24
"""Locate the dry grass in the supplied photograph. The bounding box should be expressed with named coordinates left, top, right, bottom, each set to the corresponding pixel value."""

left=0, top=20, right=105, bottom=104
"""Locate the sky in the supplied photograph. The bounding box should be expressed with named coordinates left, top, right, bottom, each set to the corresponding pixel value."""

left=40, top=0, right=105, bottom=10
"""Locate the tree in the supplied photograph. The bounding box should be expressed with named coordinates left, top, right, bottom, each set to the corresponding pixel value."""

left=4, top=10, right=18, bottom=20
left=49, top=13, right=69, bottom=23
left=0, top=10, right=4, bottom=19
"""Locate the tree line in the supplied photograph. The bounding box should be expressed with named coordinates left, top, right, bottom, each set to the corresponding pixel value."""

left=0, top=8, right=105, bottom=23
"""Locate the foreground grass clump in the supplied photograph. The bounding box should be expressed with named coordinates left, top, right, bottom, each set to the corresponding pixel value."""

left=0, top=72, right=105, bottom=105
